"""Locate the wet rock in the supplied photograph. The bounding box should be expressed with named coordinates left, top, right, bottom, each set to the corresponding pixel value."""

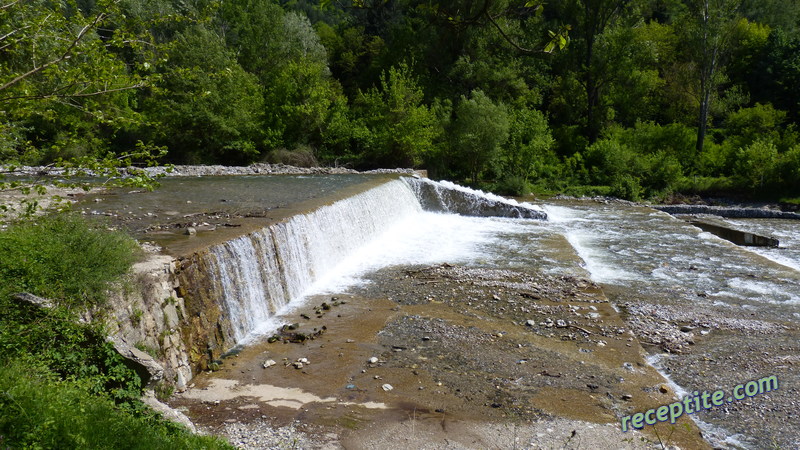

left=184, top=227, right=197, bottom=236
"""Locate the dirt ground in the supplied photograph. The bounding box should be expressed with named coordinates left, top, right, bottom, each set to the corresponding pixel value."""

left=170, top=265, right=710, bottom=449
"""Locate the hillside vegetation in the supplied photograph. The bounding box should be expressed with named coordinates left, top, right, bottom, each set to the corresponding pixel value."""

left=2, top=0, right=800, bottom=201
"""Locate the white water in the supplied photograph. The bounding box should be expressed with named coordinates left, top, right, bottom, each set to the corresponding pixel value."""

left=209, top=180, right=422, bottom=342
left=207, top=180, right=800, bottom=345
left=207, top=178, right=551, bottom=344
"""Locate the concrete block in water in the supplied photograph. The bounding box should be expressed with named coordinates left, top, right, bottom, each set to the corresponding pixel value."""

left=690, top=220, right=779, bottom=247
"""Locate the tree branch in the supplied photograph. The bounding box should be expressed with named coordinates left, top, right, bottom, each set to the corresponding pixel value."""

left=0, top=12, right=107, bottom=93
left=485, top=11, right=543, bottom=54
left=0, top=83, right=145, bottom=103
left=0, top=0, right=19, bottom=10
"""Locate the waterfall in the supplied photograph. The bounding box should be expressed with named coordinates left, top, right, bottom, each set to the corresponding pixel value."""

left=202, top=177, right=547, bottom=344
left=207, top=179, right=421, bottom=342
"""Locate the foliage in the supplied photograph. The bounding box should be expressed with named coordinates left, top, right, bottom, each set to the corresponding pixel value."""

left=0, top=214, right=230, bottom=448
left=354, top=63, right=439, bottom=168
left=0, top=360, right=231, bottom=449
left=0, top=214, right=140, bottom=310
left=500, top=108, right=556, bottom=181
left=450, top=90, right=510, bottom=182
left=2, top=0, right=800, bottom=201
left=143, top=25, right=264, bottom=164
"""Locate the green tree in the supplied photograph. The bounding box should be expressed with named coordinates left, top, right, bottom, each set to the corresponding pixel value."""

left=353, top=63, right=439, bottom=167
left=501, top=107, right=555, bottom=181
left=450, top=89, right=510, bottom=182
left=143, top=25, right=264, bottom=163
left=0, top=0, right=151, bottom=162
left=678, top=0, right=743, bottom=153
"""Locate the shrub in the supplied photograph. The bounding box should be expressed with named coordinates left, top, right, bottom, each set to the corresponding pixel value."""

left=493, top=175, right=531, bottom=196
left=0, top=360, right=231, bottom=449
left=0, top=214, right=141, bottom=310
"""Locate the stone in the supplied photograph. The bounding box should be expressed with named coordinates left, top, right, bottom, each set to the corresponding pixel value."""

left=659, top=384, right=670, bottom=394
left=184, top=227, right=197, bottom=236
left=142, top=390, right=197, bottom=433
left=107, top=336, right=165, bottom=388
left=262, top=359, right=277, bottom=368
left=525, top=320, right=536, bottom=327
left=556, top=319, right=568, bottom=328
left=621, top=394, right=633, bottom=401
left=382, top=384, right=394, bottom=391
left=292, top=362, right=304, bottom=369
left=12, top=292, right=55, bottom=309
left=368, top=356, right=379, bottom=364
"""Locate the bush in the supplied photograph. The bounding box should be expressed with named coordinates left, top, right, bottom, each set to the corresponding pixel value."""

left=0, top=214, right=141, bottom=310
left=0, top=360, right=232, bottom=449
left=493, top=175, right=531, bottom=196
left=609, top=174, right=643, bottom=201
left=263, top=145, right=319, bottom=167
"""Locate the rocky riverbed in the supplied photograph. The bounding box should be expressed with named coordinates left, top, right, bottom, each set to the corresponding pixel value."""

left=169, top=264, right=715, bottom=449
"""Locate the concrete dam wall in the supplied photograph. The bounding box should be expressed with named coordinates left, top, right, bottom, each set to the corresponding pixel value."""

left=103, top=176, right=547, bottom=390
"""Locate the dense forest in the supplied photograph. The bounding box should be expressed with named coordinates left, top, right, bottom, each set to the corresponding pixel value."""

left=2, top=0, right=800, bottom=201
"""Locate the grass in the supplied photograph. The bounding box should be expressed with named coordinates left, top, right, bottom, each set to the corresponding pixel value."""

left=0, top=213, right=233, bottom=449
left=0, top=360, right=231, bottom=449
left=0, top=213, right=141, bottom=310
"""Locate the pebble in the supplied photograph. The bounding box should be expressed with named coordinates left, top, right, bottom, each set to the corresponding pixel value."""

left=382, top=384, right=394, bottom=391
left=368, top=356, right=379, bottom=364
left=262, top=359, right=276, bottom=368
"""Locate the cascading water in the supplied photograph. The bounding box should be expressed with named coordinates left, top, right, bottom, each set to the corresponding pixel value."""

left=203, top=177, right=548, bottom=344
left=206, top=179, right=421, bottom=343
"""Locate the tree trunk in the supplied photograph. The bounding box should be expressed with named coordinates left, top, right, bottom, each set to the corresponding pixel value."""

left=696, top=83, right=711, bottom=153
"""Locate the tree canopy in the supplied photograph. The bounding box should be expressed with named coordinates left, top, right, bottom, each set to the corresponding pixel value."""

left=3, top=0, right=800, bottom=201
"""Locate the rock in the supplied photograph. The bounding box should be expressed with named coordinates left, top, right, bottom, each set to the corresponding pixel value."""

left=556, top=319, right=568, bottom=328
left=297, top=357, right=309, bottom=364
left=292, top=362, right=304, bottom=369
left=525, top=320, right=536, bottom=327
left=262, top=359, right=276, bottom=368
left=107, top=336, right=165, bottom=388
left=659, top=384, right=670, bottom=394
left=492, top=294, right=501, bottom=301
left=680, top=325, right=695, bottom=332
left=382, top=384, right=394, bottom=391
left=141, top=389, right=197, bottom=433
left=368, top=356, right=379, bottom=364
left=184, top=227, right=197, bottom=236
left=12, top=292, right=56, bottom=309
left=621, top=394, right=633, bottom=401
